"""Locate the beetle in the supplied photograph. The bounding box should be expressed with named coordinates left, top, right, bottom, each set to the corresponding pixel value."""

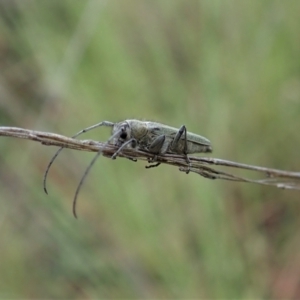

left=109, top=119, right=212, bottom=162
left=43, top=119, right=212, bottom=217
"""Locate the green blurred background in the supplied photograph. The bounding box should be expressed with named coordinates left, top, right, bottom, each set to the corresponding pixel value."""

left=1, top=0, right=300, bottom=298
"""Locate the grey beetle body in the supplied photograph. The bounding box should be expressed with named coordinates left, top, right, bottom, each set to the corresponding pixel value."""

left=111, top=119, right=212, bottom=156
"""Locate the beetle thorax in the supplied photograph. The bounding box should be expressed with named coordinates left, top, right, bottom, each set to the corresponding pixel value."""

left=128, top=120, right=148, bottom=139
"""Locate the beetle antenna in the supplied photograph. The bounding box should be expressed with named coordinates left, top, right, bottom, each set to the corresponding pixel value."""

left=43, top=121, right=114, bottom=194
left=72, top=148, right=102, bottom=218
left=72, top=127, right=124, bottom=218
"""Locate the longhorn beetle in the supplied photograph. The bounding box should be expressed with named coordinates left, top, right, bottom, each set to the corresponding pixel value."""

left=43, top=119, right=212, bottom=217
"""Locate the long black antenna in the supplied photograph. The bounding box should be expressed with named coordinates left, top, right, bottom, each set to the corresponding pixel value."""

left=72, top=128, right=124, bottom=218
left=43, top=121, right=114, bottom=194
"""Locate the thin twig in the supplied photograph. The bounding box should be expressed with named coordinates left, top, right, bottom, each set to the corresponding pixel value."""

left=1, top=126, right=300, bottom=192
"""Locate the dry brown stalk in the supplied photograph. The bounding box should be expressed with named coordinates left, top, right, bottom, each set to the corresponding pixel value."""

left=1, top=126, right=300, bottom=216
left=1, top=126, right=300, bottom=189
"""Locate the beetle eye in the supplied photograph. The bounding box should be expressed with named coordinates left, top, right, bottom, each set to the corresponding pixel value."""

left=120, top=132, right=127, bottom=139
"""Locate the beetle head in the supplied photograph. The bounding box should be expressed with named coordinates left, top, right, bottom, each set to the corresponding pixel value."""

left=111, top=121, right=132, bottom=147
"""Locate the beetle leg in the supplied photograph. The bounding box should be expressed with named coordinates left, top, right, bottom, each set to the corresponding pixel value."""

left=170, top=125, right=187, bottom=152
left=145, top=162, right=161, bottom=169
left=111, top=138, right=137, bottom=159
left=170, top=125, right=191, bottom=173
left=148, top=135, right=166, bottom=153
left=144, top=135, right=167, bottom=169
left=145, top=155, right=161, bottom=169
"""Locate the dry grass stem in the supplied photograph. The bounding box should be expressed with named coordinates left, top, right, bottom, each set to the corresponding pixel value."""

left=1, top=126, right=300, bottom=191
